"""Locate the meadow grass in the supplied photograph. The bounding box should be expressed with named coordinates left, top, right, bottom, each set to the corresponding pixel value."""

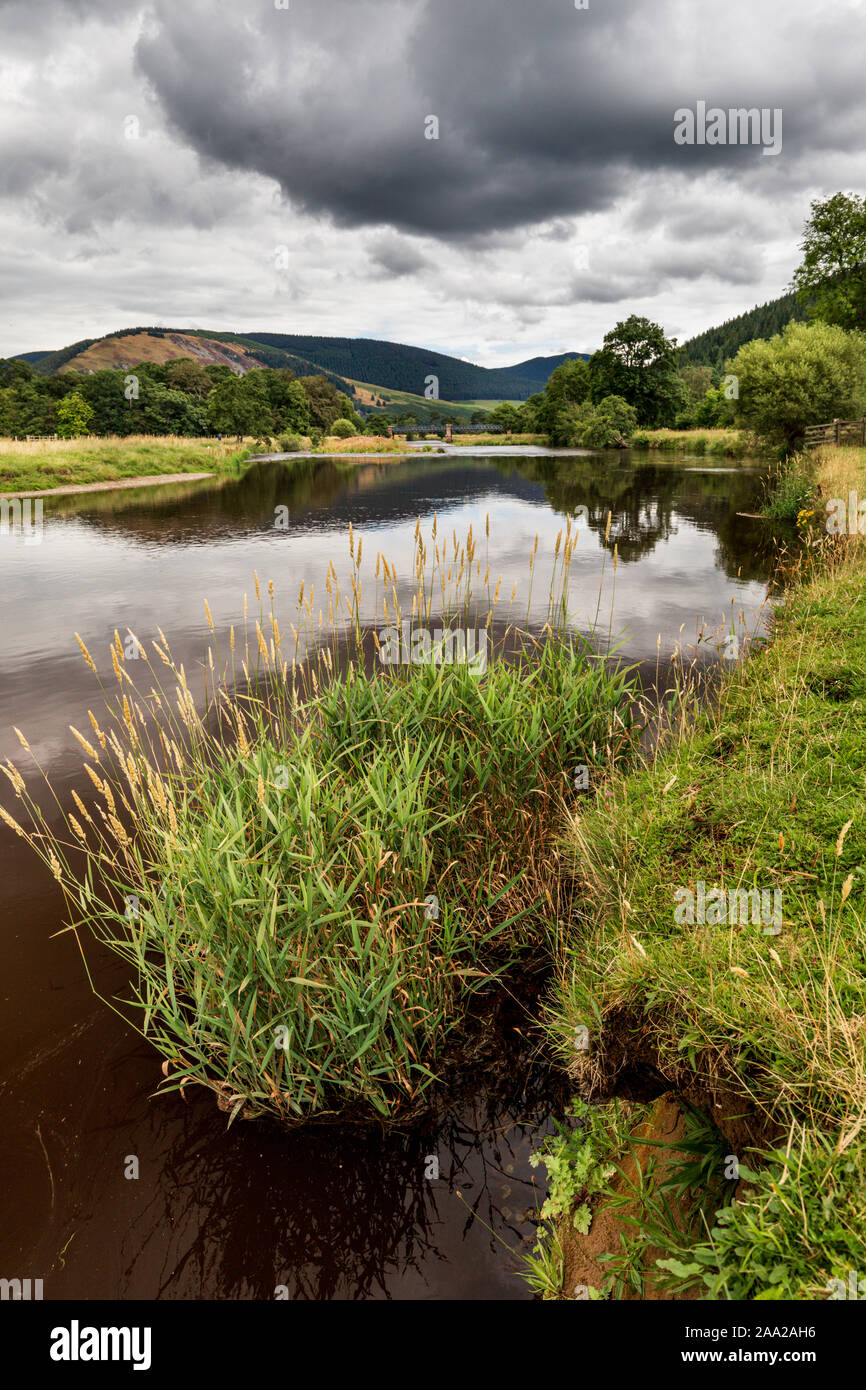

left=760, top=453, right=817, bottom=521
left=451, top=433, right=546, bottom=447
left=0, top=434, right=251, bottom=492
left=539, top=443, right=866, bottom=1298
left=5, top=517, right=640, bottom=1126
left=630, top=428, right=750, bottom=457
left=312, top=435, right=408, bottom=454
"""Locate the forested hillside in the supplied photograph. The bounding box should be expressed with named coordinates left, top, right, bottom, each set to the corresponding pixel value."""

left=230, top=334, right=587, bottom=400
left=680, top=291, right=808, bottom=370
left=18, top=327, right=587, bottom=401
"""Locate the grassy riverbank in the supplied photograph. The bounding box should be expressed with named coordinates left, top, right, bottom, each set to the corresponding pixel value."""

left=452, top=432, right=546, bottom=447
left=630, top=427, right=751, bottom=457
left=532, top=443, right=866, bottom=1299
left=8, top=441, right=861, bottom=1296
left=310, top=435, right=408, bottom=454
left=0, top=435, right=251, bottom=492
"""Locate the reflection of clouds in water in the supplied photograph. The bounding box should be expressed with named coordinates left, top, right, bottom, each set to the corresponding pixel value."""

left=20, top=1009, right=567, bottom=1299
left=0, top=456, right=772, bottom=772
left=0, top=454, right=774, bottom=1299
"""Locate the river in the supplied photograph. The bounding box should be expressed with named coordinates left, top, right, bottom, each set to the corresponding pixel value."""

left=0, top=448, right=776, bottom=1299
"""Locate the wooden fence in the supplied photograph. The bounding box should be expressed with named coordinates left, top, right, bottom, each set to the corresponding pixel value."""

left=804, top=418, right=866, bottom=448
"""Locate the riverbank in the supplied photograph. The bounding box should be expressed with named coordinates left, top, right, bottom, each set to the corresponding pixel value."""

left=0, top=429, right=764, bottom=495
left=0, top=451, right=763, bottom=1298
left=0, top=435, right=250, bottom=493
left=451, top=432, right=545, bottom=447
left=631, top=427, right=750, bottom=457
left=0, top=433, right=415, bottom=494
left=531, top=443, right=865, bottom=1300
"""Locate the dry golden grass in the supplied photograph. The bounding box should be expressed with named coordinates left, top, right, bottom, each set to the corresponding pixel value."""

left=0, top=434, right=243, bottom=459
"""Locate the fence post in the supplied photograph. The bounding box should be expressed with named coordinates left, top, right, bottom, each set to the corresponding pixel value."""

left=834, top=418, right=840, bottom=444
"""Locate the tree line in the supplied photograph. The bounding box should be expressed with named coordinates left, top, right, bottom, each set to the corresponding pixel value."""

left=6, top=192, right=866, bottom=452
left=493, top=192, right=866, bottom=451
left=0, top=359, right=364, bottom=441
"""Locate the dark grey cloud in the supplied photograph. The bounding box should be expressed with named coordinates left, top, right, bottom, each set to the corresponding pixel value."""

left=132, top=0, right=863, bottom=242
left=366, top=233, right=431, bottom=277
left=1, top=0, right=865, bottom=359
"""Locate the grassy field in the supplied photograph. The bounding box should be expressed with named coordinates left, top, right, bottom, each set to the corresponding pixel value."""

left=312, top=434, right=408, bottom=454
left=630, top=427, right=752, bottom=457
left=0, top=435, right=251, bottom=492
left=0, top=432, right=415, bottom=491
left=451, top=432, right=545, bottom=447
left=530, top=443, right=866, bottom=1300
left=345, top=379, right=488, bottom=422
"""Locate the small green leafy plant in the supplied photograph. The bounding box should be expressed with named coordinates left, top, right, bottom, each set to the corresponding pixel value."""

left=530, top=1098, right=621, bottom=1233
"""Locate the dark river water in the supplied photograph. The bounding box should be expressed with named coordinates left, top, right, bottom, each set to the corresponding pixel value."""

left=0, top=448, right=776, bottom=1299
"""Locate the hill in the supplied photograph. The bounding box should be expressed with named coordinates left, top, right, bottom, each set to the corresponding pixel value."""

left=14, top=349, right=53, bottom=365
left=215, top=333, right=588, bottom=400
left=20, top=327, right=588, bottom=403
left=679, top=291, right=809, bottom=371
left=505, top=352, right=588, bottom=383
left=346, top=379, right=493, bottom=422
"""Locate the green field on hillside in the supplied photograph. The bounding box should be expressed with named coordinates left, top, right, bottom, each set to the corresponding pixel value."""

left=346, top=379, right=489, bottom=421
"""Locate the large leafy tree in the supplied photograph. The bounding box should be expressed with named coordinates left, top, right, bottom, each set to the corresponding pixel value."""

left=56, top=391, right=94, bottom=438
left=791, top=193, right=866, bottom=331
left=728, top=319, right=866, bottom=450
left=165, top=357, right=213, bottom=398
left=560, top=394, right=637, bottom=448
left=300, top=374, right=346, bottom=431
left=255, top=369, right=313, bottom=434
left=0, top=357, right=35, bottom=388
left=488, top=402, right=523, bottom=431
left=588, top=316, right=682, bottom=426
left=78, top=370, right=137, bottom=435
left=134, top=382, right=209, bottom=435
left=534, top=358, right=591, bottom=442
left=0, top=378, right=57, bottom=435
left=207, top=374, right=271, bottom=436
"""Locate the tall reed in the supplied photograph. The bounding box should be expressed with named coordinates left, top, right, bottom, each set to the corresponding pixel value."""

left=7, top=517, right=640, bottom=1125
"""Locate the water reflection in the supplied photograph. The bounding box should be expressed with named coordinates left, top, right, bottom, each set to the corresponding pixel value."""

left=9, top=997, right=567, bottom=1300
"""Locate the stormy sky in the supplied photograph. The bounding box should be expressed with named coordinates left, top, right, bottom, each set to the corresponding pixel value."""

left=1, top=0, right=864, bottom=364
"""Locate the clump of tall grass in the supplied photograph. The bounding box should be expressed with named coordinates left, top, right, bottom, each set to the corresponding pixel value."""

left=762, top=453, right=816, bottom=520
left=629, top=429, right=749, bottom=458
left=276, top=433, right=308, bottom=453
left=7, top=517, right=640, bottom=1126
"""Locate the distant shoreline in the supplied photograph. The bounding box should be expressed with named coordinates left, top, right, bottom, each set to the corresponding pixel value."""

left=0, top=470, right=215, bottom=499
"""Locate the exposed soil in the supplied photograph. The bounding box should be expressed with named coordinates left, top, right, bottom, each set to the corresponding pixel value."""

left=567, top=1003, right=781, bottom=1156
left=562, top=1092, right=703, bottom=1300
left=557, top=1004, right=783, bottom=1301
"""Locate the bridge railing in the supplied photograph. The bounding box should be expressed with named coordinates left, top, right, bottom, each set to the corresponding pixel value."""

left=389, top=423, right=508, bottom=435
